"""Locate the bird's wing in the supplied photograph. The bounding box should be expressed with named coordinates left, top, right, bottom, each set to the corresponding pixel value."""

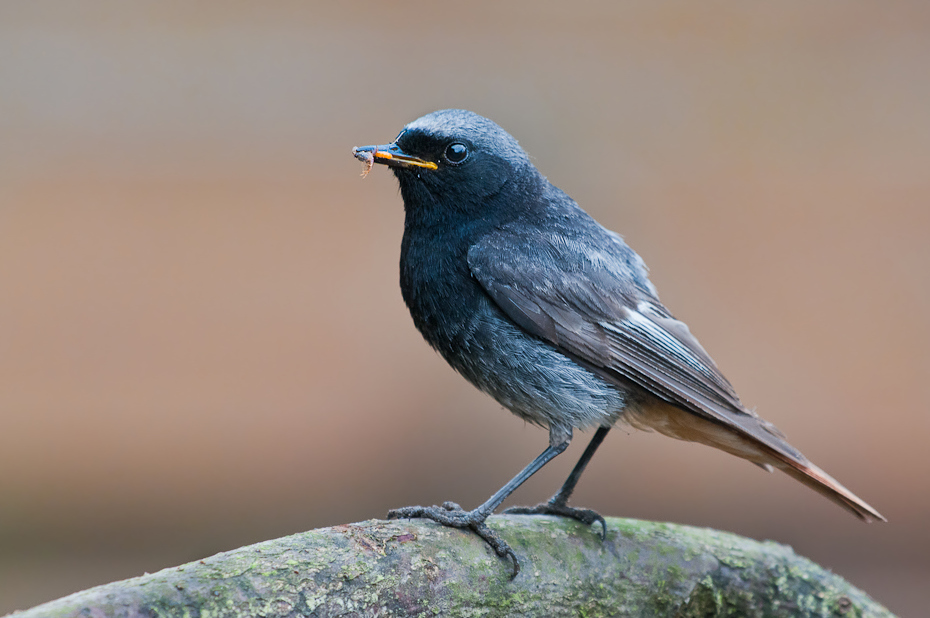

left=466, top=225, right=801, bottom=461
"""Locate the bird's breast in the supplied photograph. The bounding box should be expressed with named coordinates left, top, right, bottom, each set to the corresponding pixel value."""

left=399, top=227, right=483, bottom=357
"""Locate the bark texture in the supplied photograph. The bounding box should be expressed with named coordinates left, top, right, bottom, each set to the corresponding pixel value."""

left=8, top=516, right=893, bottom=618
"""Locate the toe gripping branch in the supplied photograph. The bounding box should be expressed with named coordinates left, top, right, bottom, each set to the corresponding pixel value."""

left=388, top=502, right=520, bottom=577
left=504, top=502, right=607, bottom=541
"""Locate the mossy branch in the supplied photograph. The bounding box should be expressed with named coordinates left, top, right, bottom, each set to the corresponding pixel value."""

left=7, top=516, right=893, bottom=618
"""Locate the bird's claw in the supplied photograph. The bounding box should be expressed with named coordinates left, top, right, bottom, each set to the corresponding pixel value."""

left=504, top=502, right=607, bottom=541
left=387, top=503, right=520, bottom=578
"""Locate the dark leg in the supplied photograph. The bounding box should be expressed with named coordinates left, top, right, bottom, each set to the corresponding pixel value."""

left=505, top=426, right=610, bottom=539
left=388, top=428, right=571, bottom=577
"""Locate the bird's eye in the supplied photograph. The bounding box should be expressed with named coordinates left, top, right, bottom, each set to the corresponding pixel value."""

left=443, top=142, right=469, bottom=164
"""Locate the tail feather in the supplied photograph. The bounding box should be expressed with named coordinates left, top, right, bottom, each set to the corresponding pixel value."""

left=624, top=399, right=886, bottom=522
left=776, top=459, right=886, bottom=523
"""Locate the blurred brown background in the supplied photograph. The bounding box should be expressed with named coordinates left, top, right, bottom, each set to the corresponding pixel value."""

left=1, top=2, right=928, bottom=615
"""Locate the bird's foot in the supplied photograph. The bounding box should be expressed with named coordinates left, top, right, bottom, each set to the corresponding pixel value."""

left=387, top=501, right=519, bottom=577
left=504, top=501, right=607, bottom=540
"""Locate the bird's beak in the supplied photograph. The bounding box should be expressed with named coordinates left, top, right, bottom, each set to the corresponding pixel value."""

left=352, top=143, right=438, bottom=174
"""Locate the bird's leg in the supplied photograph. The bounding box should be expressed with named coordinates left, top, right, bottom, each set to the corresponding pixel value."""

left=505, top=426, right=610, bottom=539
left=388, top=427, right=571, bottom=577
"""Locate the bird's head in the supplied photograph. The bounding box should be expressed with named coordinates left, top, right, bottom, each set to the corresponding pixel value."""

left=353, top=109, right=538, bottom=216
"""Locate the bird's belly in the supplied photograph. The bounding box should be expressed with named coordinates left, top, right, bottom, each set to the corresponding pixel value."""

left=435, top=304, right=630, bottom=433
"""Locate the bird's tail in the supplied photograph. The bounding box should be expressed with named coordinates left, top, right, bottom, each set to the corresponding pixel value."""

left=624, top=399, right=886, bottom=522
left=773, top=457, right=886, bottom=522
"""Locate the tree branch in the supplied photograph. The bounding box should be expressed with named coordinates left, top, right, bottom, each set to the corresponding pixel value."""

left=8, top=516, right=893, bottom=617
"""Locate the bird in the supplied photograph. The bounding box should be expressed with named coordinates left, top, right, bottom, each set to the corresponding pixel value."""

left=352, top=109, right=885, bottom=575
